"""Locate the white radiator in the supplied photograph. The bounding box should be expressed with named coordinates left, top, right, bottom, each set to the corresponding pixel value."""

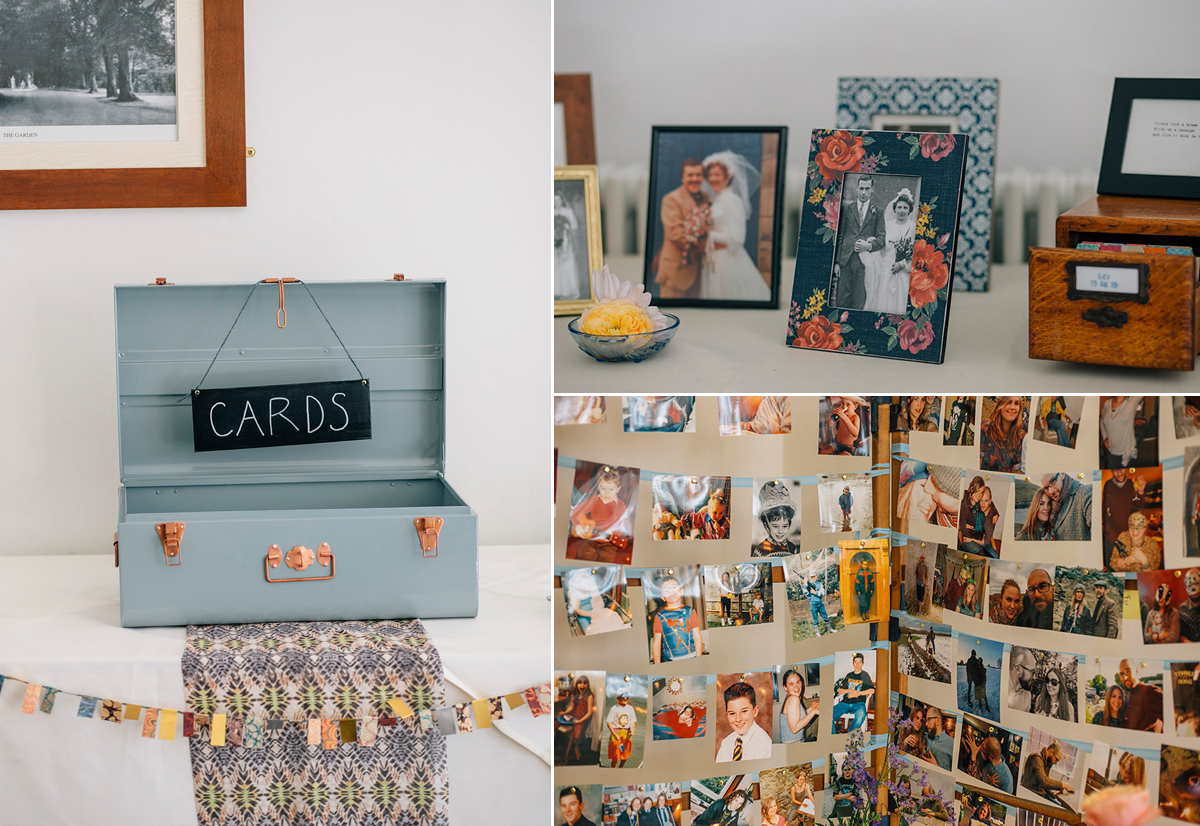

left=597, top=165, right=1098, bottom=265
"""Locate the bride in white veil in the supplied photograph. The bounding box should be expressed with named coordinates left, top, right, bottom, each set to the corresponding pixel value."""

left=862, top=188, right=916, bottom=315
left=698, top=150, right=770, bottom=301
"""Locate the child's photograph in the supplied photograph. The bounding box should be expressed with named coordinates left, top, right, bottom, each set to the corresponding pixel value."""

left=1099, top=395, right=1159, bottom=470
left=601, top=673, right=648, bottom=769
left=893, top=395, right=942, bottom=433
left=1018, top=728, right=1081, bottom=812
left=1101, top=464, right=1163, bottom=571
left=1084, top=740, right=1151, bottom=796
left=557, top=785, right=603, bottom=826
left=651, top=675, right=707, bottom=741
left=817, top=395, right=871, bottom=456
left=839, top=541, right=888, bottom=624
left=643, top=565, right=709, bottom=665
left=1138, top=569, right=1193, bottom=644
left=784, top=548, right=845, bottom=641
left=896, top=460, right=961, bottom=532
left=943, top=549, right=987, bottom=621
left=690, top=775, right=760, bottom=826
left=760, top=764, right=819, bottom=826
left=751, top=478, right=802, bottom=556
left=603, top=783, right=684, bottom=826
left=773, top=662, right=821, bottom=744
left=892, top=693, right=957, bottom=773
left=896, top=619, right=952, bottom=685
left=651, top=475, right=731, bottom=540
left=554, top=395, right=606, bottom=426
left=903, top=542, right=943, bottom=620
left=817, top=473, right=873, bottom=534
left=714, top=671, right=775, bottom=763
left=957, top=713, right=1021, bottom=796
left=1013, top=473, right=1092, bottom=542
left=1032, top=396, right=1084, bottom=449
left=958, top=473, right=1007, bottom=558
left=1052, top=566, right=1122, bottom=638
left=554, top=670, right=604, bottom=767
left=1172, top=661, right=1200, bottom=737
left=622, top=395, right=696, bottom=432
left=978, top=396, right=1030, bottom=474
left=704, top=562, right=774, bottom=628
left=566, top=460, right=640, bottom=564
left=830, top=649, right=876, bottom=734
left=1005, top=646, right=1079, bottom=723
left=956, top=635, right=1002, bottom=722
left=1081, top=656, right=1164, bottom=732
left=562, top=564, right=632, bottom=637
left=943, top=396, right=976, bottom=447
left=719, top=395, right=791, bottom=435
left=1160, top=744, right=1200, bottom=824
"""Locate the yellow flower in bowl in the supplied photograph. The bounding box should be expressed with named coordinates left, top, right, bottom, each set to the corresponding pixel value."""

left=579, top=300, right=654, bottom=335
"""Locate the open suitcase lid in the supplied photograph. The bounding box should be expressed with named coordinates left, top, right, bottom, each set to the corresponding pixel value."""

left=114, top=280, right=446, bottom=487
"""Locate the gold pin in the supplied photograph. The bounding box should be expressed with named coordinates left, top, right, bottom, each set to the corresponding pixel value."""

left=624, top=675, right=631, bottom=682
left=842, top=474, right=847, bottom=480
left=985, top=475, right=990, bottom=481
left=1177, top=571, right=1183, bottom=577
left=591, top=568, right=598, bottom=574
left=691, top=477, right=699, bottom=484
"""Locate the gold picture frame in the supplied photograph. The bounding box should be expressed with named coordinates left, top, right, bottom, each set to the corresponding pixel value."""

left=554, top=164, right=602, bottom=316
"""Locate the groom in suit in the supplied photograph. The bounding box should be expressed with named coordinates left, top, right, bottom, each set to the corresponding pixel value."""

left=653, top=158, right=708, bottom=298
left=834, top=174, right=884, bottom=310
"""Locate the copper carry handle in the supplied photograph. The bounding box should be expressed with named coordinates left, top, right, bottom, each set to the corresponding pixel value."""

left=264, top=542, right=335, bottom=582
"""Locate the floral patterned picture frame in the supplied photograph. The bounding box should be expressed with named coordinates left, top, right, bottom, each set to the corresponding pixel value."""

left=787, top=128, right=969, bottom=364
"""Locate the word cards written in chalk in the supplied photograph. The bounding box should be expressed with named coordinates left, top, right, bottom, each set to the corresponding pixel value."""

left=191, top=380, right=372, bottom=452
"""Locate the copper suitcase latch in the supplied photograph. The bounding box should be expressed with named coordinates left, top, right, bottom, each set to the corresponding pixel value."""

left=156, top=522, right=185, bottom=566
left=414, top=517, right=443, bottom=558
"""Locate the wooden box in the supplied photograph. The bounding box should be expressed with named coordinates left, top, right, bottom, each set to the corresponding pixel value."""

left=1028, top=195, right=1200, bottom=371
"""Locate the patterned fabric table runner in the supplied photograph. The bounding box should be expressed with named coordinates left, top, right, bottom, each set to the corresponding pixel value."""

left=182, top=620, right=448, bottom=826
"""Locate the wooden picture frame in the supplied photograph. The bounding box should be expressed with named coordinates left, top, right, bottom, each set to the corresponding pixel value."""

left=554, top=73, right=596, bottom=167
left=0, top=0, right=245, bottom=210
left=1098, top=78, right=1200, bottom=200
left=554, top=165, right=602, bottom=316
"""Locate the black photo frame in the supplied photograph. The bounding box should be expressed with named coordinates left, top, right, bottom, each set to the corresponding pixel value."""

left=1098, top=77, right=1200, bottom=199
left=643, top=126, right=787, bottom=309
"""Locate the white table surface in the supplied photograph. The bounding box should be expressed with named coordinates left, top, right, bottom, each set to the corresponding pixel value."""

left=555, top=258, right=1200, bottom=393
left=0, top=545, right=549, bottom=826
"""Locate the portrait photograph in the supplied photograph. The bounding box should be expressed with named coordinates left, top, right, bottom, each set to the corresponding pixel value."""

left=1160, top=744, right=1200, bottom=825
left=986, top=561, right=1052, bottom=629
left=690, top=775, right=760, bottom=826
left=1081, top=656, right=1164, bottom=732
left=830, top=649, right=876, bottom=734
left=1032, top=396, right=1084, bottom=449
left=562, top=564, right=632, bottom=637
left=894, top=757, right=954, bottom=825
left=555, top=395, right=606, bottom=426
left=1174, top=396, right=1200, bottom=439
left=622, top=396, right=696, bottom=433
left=817, top=473, right=873, bottom=534
left=959, top=472, right=1008, bottom=558
left=651, top=475, right=731, bottom=541
left=839, top=541, right=889, bottom=624
left=891, top=694, right=956, bottom=772
left=1137, top=568, right=1199, bottom=644
left=566, top=460, right=640, bottom=565
left=760, top=763, right=819, bottom=826
left=957, top=713, right=1022, bottom=796
left=644, top=126, right=787, bottom=309
left=704, top=562, right=774, bottom=628
left=978, top=396, right=1030, bottom=474
left=956, top=636, right=1002, bottom=723
left=902, top=542, right=943, bottom=621
left=894, top=395, right=942, bottom=433
left=897, top=619, right=952, bottom=685
left=1186, top=447, right=1200, bottom=558
left=554, top=166, right=601, bottom=313
left=1006, top=645, right=1079, bottom=723
left=719, top=395, right=792, bottom=435
left=957, top=789, right=1008, bottom=826
left=554, top=669, right=605, bottom=767
left=558, top=784, right=603, bottom=826
left=943, top=396, right=976, bottom=446
left=603, top=783, right=683, bottom=826
left=773, top=663, right=821, bottom=744
left=784, top=547, right=846, bottom=641
left=601, top=674, right=648, bottom=769
left=1018, top=728, right=1082, bottom=813
left=817, top=395, right=871, bottom=456
left=1085, top=741, right=1151, bottom=797
left=714, top=671, right=774, bottom=763
left=751, top=478, right=803, bottom=556
left=896, top=460, right=961, bottom=533
left=1013, top=473, right=1092, bottom=543
left=827, top=751, right=874, bottom=820
left=1052, top=566, right=1122, bottom=638
left=651, top=675, right=707, bottom=741
left=643, top=565, right=709, bottom=665
left=1099, top=395, right=1159, bottom=470
left=1101, top=464, right=1163, bottom=572
left=1171, top=662, right=1200, bottom=737
left=943, top=549, right=987, bottom=621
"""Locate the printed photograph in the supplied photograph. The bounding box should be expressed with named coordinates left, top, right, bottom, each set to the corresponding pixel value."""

left=602, top=783, right=683, bottom=826
left=1006, top=646, right=1079, bottom=722
left=892, top=693, right=957, bottom=772
left=784, top=548, right=845, bottom=641
left=943, top=549, right=988, bottom=621
left=957, top=789, right=1007, bottom=826
left=643, top=566, right=709, bottom=664
left=1174, top=396, right=1200, bottom=439
left=897, top=619, right=952, bottom=685
left=892, top=757, right=954, bottom=824
left=1138, top=568, right=1200, bottom=644
left=1013, top=473, right=1092, bottom=542
left=719, top=395, right=792, bottom=435
left=1052, top=566, right=1122, bottom=638
left=1099, top=395, right=1159, bottom=469
left=622, top=396, right=696, bottom=433
left=897, top=461, right=961, bottom=532
left=826, top=751, right=872, bottom=820
left=1172, top=662, right=1200, bottom=737
left=957, top=713, right=1022, bottom=796
left=773, top=663, right=821, bottom=744
left=566, top=460, right=640, bottom=565
left=959, top=473, right=1007, bottom=558
left=1014, top=809, right=1070, bottom=826
left=1081, top=656, right=1164, bottom=732
left=760, top=763, right=819, bottom=826
left=1085, top=741, right=1150, bottom=796
left=752, top=478, right=803, bottom=556
left=651, top=475, right=731, bottom=540
left=817, top=473, right=873, bottom=534
left=714, top=671, right=775, bottom=762
left=1160, top=744, right=1200, bottom=824
left=978, top=396, right=1030, bottom=474
left=894, top=396, right=942, bottom=433
left=562, top=564, right=632, bottom=637
left=839, top=541, right=889, bottom=624
left=1019, top=728, right=1081, bottom=812
left=818, top=396, right=871, bottom=456
left=830, top=649, right=877, bottom=734
left=554, top=176, right=593, bottom=302
left=986, top=560, right=1051, bottom=629
left=1101, top=465, right=1163, bottom=571
left=651, top=675, right=707, bottom=741
left=1032, top=396, right=1084, bottom=449
left=1187, top=447, right=1200, bottom=558
left=554, top=395, right=606, bottom=425
left=690, top=775, right=760, bottom=826
left=903, top=542, right=943, bottom=620
left=704, top=562, right=774, bottom=628
left=601, top=674, right=648, bottom=769
left=943, top=396, right=977, bottom=447
left=957, top=636, right=1003, bottom=722
left=554, top=670, right=604, bottom=767
left=557, top=784, right=603, bottom=826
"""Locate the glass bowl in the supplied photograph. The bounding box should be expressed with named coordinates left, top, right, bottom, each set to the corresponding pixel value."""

left=567, top=313, right=681, bottom=363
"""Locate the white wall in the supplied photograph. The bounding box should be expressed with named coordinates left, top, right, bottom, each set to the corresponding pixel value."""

left=555, top=0, right=1200, bottom=174
left=0, top=0, right=551, bottom=553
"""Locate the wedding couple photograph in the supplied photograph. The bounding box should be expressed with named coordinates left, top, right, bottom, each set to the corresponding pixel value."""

left=644, top=126, right=786, bottom=308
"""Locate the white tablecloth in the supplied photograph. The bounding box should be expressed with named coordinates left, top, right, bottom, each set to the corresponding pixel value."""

left=0, top=545, right=549, bottom=825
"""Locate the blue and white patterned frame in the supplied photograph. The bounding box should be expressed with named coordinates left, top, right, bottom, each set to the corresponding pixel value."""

left=838, top=77, right=998, bottom=292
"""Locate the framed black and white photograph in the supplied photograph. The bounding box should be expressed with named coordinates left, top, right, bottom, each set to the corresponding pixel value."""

left=554, top=165, right=602, bottom=315
left=1098, top=77, right=1200, bottom=199
left=788, top=129, right=968, bottom=364
left=644, top=125, right=787, bottom=308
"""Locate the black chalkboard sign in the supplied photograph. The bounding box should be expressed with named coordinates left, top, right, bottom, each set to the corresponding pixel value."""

left=191, top=380, right=372, bottom=452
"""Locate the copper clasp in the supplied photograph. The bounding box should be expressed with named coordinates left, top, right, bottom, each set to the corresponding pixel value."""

left=265, top=542, right=334, bottom=582
left=155, top=522, right=185, bottom=566
left=414, top=517, right=444, bottom=558
left=263, top=278, right=298, bottom=328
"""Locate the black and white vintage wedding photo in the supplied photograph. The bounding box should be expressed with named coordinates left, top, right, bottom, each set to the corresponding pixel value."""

left=554, top=165, right=601, bottom=313
left=831, top=171, right=922, bottom=315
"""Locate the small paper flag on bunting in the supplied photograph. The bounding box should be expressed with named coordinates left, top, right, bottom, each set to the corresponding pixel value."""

left=434, top=707, right=458, bottom=735
left=210, top=713, right=227, bottom=746
left=307, top=719, right=321, bottom=747
left=182, top=712, right=195, bottom=738
left=142, top=709, right=159, bottom=738
left=266, top=718, right=284, bottom=731
left=488, top=696, right=505, bottom=721
left=417, top=710, right=434, bottom=732
left=101, top=699, right=123, bottom=723
left=339, top=719, right=357, bottom=744
left=380, top=716, right=397, bottom=727
left=124, top=703, right=142, bottom=722
left=504, top=692, right=525, bottom=711
left=226, top=715, right=244, bottom=747
left=22, top=683, right=41, bottom=714
left=358, top=716, right=378, bottom=747
left=321, top=718, right=339, bottom=750
left=77, top=696, right=99, bottom=719
left=524, top=684, right=552, bottom=717
left=387, top=697, right=414, bottom=718
left=39, top=687, right=58, bottom=714
left=244, top=716, right=265, bottom=748
left=472, top=698, right=492, bottom=729
left=159, top=709, right=177, bottom=741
